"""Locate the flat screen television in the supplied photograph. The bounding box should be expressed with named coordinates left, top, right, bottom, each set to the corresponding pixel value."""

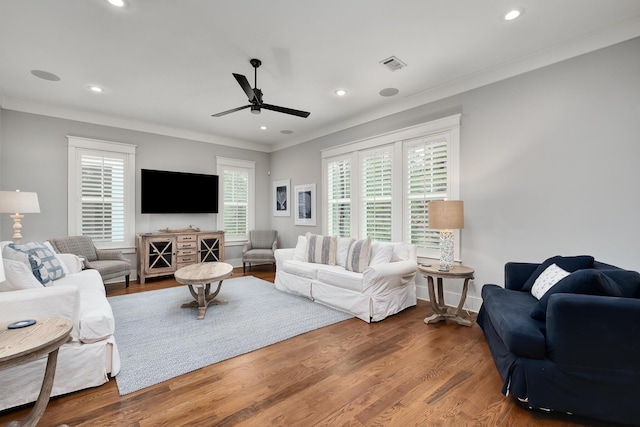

left=141, top=169, right=219, bottom=214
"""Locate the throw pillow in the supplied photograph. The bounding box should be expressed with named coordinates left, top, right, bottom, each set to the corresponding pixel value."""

left=292, top=235, right=308, bottom=261
left=369, top=242, right=394, bottom=266
left=345, top=237, right=372, bottom=273
left=0, top=259, right=44, bottom=291
left=305, top=233, right=337, bottom=265
left=522, top=255, right=595, bottom=291
left=2, top=242, right=66, bottom=285
left=529, top=269, right=627, bottom=321
left=336, top=237, right=354, bottom=268
left=530, top=263, right=570, bottom=300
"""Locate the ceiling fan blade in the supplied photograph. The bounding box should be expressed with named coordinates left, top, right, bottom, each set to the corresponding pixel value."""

left=261, top=103, right=310, bottom=118
left=233, top=73, right=256, bottom=103
left=211, top=104, right=251, bottom=117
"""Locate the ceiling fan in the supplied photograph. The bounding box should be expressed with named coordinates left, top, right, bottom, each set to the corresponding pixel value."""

left=212, top=58, right=310, bottom=118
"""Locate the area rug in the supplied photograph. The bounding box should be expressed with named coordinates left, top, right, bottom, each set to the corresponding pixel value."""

left=108, top=276, right=353, bottom=395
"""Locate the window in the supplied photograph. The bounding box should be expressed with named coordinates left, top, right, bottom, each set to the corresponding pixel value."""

left=326, top=157, right=351, bottom=237
left=216, top=157, right=255, bottom=242
left=322, top=114, right=460, bottom=259
left=67, top=136, right=136, bottom=249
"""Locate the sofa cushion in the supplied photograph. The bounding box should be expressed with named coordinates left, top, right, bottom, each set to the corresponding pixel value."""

left=317, top=266, right=364, bottom=292
left=370, top=242, right=394, bottom=266
left=282, top=259, right=319, bottom=280
left=1, top=259, right=44, bottom=291
left=345, top=237, right=372, bottom=273
left=305, top=233, right=337, bottom=265
left=481, top=284, right=546, bottom=359
left=3, top=242, right=65, bottom=285
left=522, top=255, right=595, bottom=292
left=530, top=269, right=640, bottom=321
left=530, top=263, right=570, bottom=299
left=292, top=235, right=307, bottom=261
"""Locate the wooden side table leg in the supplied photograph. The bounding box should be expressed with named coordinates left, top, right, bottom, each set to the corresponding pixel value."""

left=452, top=277, right=472, bottom=327
left=11, top=349, right=60, bottom=427
left=425, top=275, right=445, bottom=324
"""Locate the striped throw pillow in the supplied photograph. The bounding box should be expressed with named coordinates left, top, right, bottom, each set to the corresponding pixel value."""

left=305, top=233, right=337, bottom=265
left=345, top=237, right=372, bottom=273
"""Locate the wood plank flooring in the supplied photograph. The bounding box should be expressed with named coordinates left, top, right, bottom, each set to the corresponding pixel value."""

left=0, top=266, right=620, bottom=426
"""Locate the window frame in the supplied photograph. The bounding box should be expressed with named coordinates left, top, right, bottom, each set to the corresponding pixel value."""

left=322, top=114, right=460, bottom=260
left=216, top=157, right=255, bottom=245
left=67, top=135, right=136, bottom=250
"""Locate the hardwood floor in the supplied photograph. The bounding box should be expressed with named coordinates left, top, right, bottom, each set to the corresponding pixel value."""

left=0, top=266, right=619, bottom=426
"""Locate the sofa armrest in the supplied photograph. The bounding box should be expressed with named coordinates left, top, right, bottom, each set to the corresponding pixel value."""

left=0, top=286, right=81, bottom=342
left=96, top=249, right=128, bottom=262
left=505, top=262, right=539, bottom=290
left=362, top=260, right=418, bottom=294
left=275, top=248, right=295, bottom=271
left=546, top=294, right=640, bottom=370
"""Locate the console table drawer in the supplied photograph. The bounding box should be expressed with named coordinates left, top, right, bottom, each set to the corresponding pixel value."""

left=177, top=248, right=197, bottom=256
left=177, top=255, right=197, bottom=264
left=177, top=234, right=197, bottom=243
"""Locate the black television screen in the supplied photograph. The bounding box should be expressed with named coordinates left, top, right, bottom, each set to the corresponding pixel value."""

left=141, top=169, right=219, bottom=214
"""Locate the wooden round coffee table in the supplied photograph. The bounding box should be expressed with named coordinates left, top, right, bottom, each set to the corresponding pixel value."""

left=174, top=262, right=233, bottom=320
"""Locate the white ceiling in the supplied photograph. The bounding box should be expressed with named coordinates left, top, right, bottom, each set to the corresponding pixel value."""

left=1, top=1, right=639, bottom=152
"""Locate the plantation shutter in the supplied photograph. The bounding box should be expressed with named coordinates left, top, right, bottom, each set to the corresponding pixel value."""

left=80, top=153, right=126, bottom=243
left=223, top=169, right=249, bottom=237
left=361, top=147, right=393, bottom=242
left=405, top=135, right=449, bottom=252
left=327, top=158, right=351, bottom=237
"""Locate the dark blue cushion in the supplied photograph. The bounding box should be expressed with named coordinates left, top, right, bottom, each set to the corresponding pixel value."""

left=522, top=255, right=595, bottom=292
left=530, top=269, right=640, bottom=320
left=481, top=284, right=546, bottom=359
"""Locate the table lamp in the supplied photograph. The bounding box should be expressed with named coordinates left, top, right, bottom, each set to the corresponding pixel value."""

left=0, top=190, right=41, bottom=243
left=428, top=200, right=464, bottom=272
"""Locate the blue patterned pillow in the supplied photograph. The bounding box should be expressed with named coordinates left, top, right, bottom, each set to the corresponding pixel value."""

left=2, top=242, right=65, bottom=285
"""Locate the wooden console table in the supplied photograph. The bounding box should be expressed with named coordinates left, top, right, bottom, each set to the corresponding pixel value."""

left=418, top=264, right=474, bottom=327
left=0, top=317, right=72, bottom=427
left=137, top=230, right=224, bottom=284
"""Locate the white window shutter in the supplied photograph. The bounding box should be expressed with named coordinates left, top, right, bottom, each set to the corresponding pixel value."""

left=327, top=158, right=351, bottom=237
left=361, top=148, right=393, bottom=242
left=223, top=169, right=249, bottom=236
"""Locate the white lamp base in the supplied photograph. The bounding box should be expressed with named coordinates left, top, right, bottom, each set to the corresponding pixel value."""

left=438, top=229, right=454, bottom=271
left=10, top=213, right=24, bottom=243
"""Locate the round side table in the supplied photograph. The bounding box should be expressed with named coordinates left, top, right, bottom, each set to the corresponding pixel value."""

left=418, top=264, right=474, bottom=327
left=0, top=317, right=72, bottom=427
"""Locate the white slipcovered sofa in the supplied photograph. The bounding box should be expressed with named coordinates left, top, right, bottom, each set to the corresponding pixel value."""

left=0, top=241, right=120, bottom=411
left=275, top=234, right=418, bottom=322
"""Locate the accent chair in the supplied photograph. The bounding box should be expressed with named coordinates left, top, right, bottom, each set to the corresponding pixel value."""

left=242, top=230, right=278, bottom=273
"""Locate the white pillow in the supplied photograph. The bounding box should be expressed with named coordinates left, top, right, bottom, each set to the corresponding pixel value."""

left=531, top=263, right=570, bottom=300
left=1, top=259, right=46, bottom=291
left=44, top=241, right=70, bottom=275
left=369, top=242, right=394, bottom=266
left=336, top=237, right=354, bottom=268
left=292, top=235, right=307, bottom=261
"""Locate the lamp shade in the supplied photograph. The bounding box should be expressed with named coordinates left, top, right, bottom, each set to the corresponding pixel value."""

left=0, top=190, right=41, bottom=214
left=428, top=200, right=464, bottom=230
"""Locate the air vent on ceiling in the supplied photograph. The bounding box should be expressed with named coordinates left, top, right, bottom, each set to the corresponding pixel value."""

left=380, top=56, right=407, bottom=71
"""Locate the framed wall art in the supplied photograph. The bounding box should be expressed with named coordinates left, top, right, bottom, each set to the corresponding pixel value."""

left=273, top=179, right=290, bottom=217
left=294, top=183, right=316, bottom=226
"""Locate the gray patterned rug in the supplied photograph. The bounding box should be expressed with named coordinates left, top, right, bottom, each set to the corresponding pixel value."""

left=109, top=276, right=353, bottom=395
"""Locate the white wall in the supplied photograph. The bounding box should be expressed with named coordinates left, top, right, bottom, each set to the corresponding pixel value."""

left=270, top=37, right=640, bottom=310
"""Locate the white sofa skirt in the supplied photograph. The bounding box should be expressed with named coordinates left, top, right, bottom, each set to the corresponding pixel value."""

left=0, top=337, right=120, bottom=411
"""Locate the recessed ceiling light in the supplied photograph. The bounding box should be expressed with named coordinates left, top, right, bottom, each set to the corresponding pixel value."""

left=108, top=0, right=126, bottom=7
left=503, top=8, right=524, bottom=21
left=334, top=89, right=348, bottom=97
left=88, top=85, right=104, bottom=93
left=260, top=126, right=267, bottom=130
left=280, top=130, right=294, bottom=135
left=30, top=70, right=61, bottom=81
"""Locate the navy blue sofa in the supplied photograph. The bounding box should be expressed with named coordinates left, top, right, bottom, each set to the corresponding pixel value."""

left=477, top=256, right=640, bottom=425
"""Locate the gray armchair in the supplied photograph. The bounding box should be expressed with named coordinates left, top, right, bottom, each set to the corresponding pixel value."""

left=242, top=230, right=278, bottom=273
left=48, top=235, right=131, bottom=287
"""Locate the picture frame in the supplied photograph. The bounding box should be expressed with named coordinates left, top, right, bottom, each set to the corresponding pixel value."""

left=294, top=183, right=316, bottom=226
left=273, top=179, right=291, bottom=217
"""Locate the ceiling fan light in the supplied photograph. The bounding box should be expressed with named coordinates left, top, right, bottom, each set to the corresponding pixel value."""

left=251, top=105, right=261, bottom=114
